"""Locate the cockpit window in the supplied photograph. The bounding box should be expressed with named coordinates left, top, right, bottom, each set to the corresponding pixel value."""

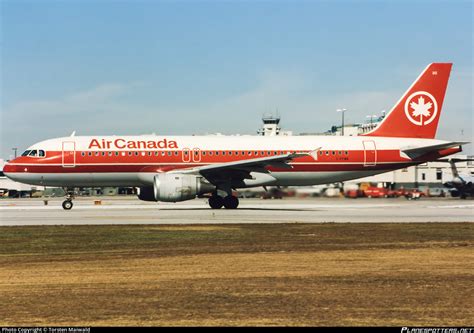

left=25, top=149, right=46, bottom=158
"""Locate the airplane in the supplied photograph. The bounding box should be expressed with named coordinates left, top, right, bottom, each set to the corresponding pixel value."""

left=440, top=158, right=474, bottom=199
left=3, top=63, right=469, bottom=210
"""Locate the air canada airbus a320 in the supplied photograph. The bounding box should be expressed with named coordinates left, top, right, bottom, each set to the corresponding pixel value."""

left=4, top=63, right=468, bottom=210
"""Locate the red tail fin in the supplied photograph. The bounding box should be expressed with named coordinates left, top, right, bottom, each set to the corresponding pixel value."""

left=362, top=63, right=452, bottom=139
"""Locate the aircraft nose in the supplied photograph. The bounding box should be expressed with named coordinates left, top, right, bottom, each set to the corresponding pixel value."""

left=2, top=160, right=20, bottom=180
left=3, top=161, right=13, bottom=174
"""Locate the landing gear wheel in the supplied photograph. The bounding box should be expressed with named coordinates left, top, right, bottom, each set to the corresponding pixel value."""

left=209, top=195, right=224, bottom=209
left=223, top=195, right=239, bottom=209
left=62, top=200, right=73, bottom=210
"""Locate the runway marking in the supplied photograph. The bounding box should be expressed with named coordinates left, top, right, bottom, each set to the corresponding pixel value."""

left=426, top=204, right=474, bottom=209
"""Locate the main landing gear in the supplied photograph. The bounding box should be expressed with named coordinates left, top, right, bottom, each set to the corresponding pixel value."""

left=208, top=193, right=239, bottom=209
left=62, top=189, right=75, bottom=210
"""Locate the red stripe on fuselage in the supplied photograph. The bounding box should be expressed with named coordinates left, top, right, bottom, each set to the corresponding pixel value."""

left=5, top=149, right=410, bottom=174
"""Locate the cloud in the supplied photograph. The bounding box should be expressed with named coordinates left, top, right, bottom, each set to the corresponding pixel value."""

left=5, top=83, right=138, bottom=120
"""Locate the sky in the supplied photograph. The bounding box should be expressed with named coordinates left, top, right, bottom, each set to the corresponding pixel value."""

left=1, top=0, right=473, bottom=159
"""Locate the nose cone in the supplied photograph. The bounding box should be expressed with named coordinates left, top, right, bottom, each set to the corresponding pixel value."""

left=2, top=160, right=22, bottom=182
left=2, top=160, right=37, bottom=185
left=3, top=161, right=16, bottom=181
left=3, top=161, right=13, bottom=175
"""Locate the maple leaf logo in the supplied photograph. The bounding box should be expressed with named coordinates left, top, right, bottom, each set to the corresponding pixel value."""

left=404, top=91, right=438, bottom=126
left=410, top=96, right=432, bottom=119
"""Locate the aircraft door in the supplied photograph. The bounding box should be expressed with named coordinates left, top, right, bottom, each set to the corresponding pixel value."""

left=192, top=148, right=201, bottom=162
left=182, top=148, right=191, bottom=163
left=363, top=140, right=377, bottom=166
left=62, top=141, right=76, bottom=167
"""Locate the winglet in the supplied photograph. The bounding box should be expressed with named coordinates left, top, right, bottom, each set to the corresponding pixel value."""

left=308, top=147, right=322, bottom=161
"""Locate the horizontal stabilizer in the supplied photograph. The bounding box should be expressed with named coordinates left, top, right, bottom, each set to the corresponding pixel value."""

left=402, top=142, right=469, bottom=159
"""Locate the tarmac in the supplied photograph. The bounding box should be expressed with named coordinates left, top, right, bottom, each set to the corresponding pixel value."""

left=1, top=196, right=473, bottom=225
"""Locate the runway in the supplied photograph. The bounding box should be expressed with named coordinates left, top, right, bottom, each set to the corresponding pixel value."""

left=1, top=197, right=472, bottom=225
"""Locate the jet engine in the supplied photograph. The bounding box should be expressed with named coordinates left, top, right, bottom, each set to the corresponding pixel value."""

left=154, top=173, right=216, bottom=202
left=137, top=173, right=215, bottom=202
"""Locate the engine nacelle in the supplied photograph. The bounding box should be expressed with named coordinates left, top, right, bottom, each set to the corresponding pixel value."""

left=137, top=186, right=156, bottom=202
left=153, top=173, right=215, bottom=202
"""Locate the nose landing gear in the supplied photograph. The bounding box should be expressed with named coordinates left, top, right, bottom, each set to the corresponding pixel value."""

left=62, top=200, right=73, bottom=210
left=62, top=189, right=75, bottom=210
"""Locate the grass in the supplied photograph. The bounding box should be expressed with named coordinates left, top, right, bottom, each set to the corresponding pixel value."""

left=0, top=223, right=473, bottom=326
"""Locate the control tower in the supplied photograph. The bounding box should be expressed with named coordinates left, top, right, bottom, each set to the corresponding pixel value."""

left=257, top=113, right=280, bottom=136
left=257, top=113, right=292, bottom=136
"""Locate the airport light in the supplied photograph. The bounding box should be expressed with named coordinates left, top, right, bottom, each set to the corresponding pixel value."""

left=336, top=108, right=347, bottom=136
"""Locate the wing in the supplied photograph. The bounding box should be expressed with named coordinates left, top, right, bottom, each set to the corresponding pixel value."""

left=171, top=149, right=320, bottom=188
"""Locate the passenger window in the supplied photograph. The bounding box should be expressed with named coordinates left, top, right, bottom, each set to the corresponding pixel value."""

left=81, top=152, right=85, bottom=157
left=128, top=152, right=132, bottom=156
left=116, top=152, right=119, bottom=156
left=175, top=151, right=178, bottom=156
left=102, top=152, right=106, bottom=156
left=202, top=151, right=206, bottom=156
left=168, top=151, right=172, bottom=156
left=222, top=151, right=226, bottom=156
left=88, top=152, right=92, bottom=156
